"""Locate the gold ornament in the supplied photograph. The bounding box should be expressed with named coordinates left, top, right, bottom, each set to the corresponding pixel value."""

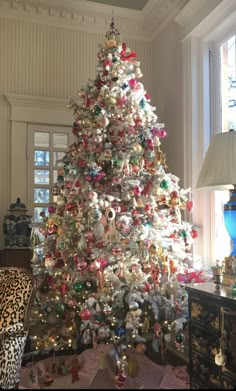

left=142, top=317, right=150, bottom=333
left=127, top=356, right=139, bottom=378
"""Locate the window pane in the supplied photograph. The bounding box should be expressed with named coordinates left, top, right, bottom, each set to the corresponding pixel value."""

left=34, top=150, right=50, bottom=166
left=34, top=188, right=50, bottom=203
left=34, top=170, right=50, bottom=185
left=34, top=132, right=49, bottom=147
left=53, top=133, right=68, bottom=148
left=221, top=34, right=236, bottom=132
left=34, top=207, right=48, bottom=223
left=53, top=170, right=58, bottom=183
left=54, top=151, right=65, bottom=165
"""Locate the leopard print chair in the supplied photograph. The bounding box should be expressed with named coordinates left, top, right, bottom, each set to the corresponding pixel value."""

left=0, top=267, right=35, bottom=389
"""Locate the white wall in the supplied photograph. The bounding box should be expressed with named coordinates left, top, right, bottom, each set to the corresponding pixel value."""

left=152, top=20, right=184, bottom=187
left=0, top=16, right=152, bottom=247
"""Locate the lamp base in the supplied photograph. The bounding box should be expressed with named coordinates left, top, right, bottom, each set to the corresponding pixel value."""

left=222, top=256, right=236, bottom=286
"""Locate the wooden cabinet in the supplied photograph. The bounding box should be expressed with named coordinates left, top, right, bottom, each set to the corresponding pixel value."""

left=186, top=282, right=236, bottom=389
left=0, top=248, right=33, bottom=270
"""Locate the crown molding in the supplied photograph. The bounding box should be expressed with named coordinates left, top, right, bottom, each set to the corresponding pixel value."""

left=175, top=0, right=224, bottom=40
left=0, top=0, right=190, bottom=40
left=5, top=93, right=73, bottom=124
left=5, top=93, right=69, bottom=110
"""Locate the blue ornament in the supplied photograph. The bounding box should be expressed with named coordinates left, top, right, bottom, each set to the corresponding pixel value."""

left=139, top=98, right=146, bottom=109
left=114, top=326, right=126, bottom=337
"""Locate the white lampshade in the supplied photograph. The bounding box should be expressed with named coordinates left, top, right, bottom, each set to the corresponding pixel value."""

left=196, top=130, right=236, bottom=191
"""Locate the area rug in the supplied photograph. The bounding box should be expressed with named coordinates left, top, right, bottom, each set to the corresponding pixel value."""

left=19, top=344, right=190, bottom=389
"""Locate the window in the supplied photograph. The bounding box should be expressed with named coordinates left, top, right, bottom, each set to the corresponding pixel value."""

left=214, top=34, right=236, bottom=261
left=221, top=34, right=236, bottom=132
left=27, top=124, right=73, bottom=222
left=177, top=0, right=236, bottom=267
left=5, top=94, right=75, bottom=227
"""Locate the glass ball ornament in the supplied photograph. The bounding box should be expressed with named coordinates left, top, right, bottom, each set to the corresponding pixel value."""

left=40, top=282, right=49, bottom=293
left=44, top=304, right=52, bottom=314
left=55, top=303, right=66, bottom=315
left=81, top=309, right=92, bottom=321
left=73, top=281, right=84, bottom=293
left=84, top=279, right=94, bottom=290
left=114, top=326, right=126, bottom=337
left=160, top=179, right=169, bottom=189
left=51, top=184, right=61, bottom=196
left=175, top=332, right=185, bottom=344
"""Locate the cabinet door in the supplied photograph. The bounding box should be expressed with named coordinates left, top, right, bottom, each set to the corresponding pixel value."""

left=191, top=323, right=220, bottom=360
left=223, top=307, right=236, bottom=376
left=190, top=296, right=220, bottom=331
left=191, top=350, right=221, bottom=389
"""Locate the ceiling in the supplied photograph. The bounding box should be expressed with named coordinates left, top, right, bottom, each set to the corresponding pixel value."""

left=85, top=0, right=149, bottom=11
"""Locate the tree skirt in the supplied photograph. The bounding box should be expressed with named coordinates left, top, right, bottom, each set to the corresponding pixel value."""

left=19, top=344, right=190, bottom=389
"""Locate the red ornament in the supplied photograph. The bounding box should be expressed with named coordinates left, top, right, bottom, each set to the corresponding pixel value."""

left=191, top=229, right=198, bottom=239
left=81, top=309, right=92, bottom=321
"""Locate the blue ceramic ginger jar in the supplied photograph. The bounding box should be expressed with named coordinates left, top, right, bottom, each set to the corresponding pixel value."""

left=3, top=198, right=32, bottom=248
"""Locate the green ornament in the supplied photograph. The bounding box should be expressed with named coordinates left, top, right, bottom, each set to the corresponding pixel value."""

left=94, top=105, right=102, bottom=115
left=180, top=230, right=187, bottom=238
left=55, top=303, right=66, bottom=315
left=74, top=281, right=84, bottom=292
left=40, top=283, right=49, bottom=293
left=57, top=241, right=67, bottom=251
left=160, top=179, right=169, bottom=189
left=95, top=313, right=105, bottom=322
left=129, top=155, right=139, bottom=165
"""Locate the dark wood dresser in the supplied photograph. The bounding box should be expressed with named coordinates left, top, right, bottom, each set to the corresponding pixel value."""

left=185, top=282, right=236, bottom=389
left=0, top=248, right=33, bottom=270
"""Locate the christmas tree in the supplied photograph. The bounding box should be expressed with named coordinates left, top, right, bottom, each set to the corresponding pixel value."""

left=29, top=18, right=197, bottom=364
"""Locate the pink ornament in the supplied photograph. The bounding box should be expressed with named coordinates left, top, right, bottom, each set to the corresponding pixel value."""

left=90, top=261, right=100, bottom=272
left=60, top=282, right=67, bottom=297
left=98, top=258, right=108, bottom=268
left=116, top=95, right=127, bottom=108
left=129, top=79, right=137, bottom=88
left=157, top=129, right=167, bottom=138
left=77, top=260, right=88, bottom=271
left=100, top=215, right=108, bottom=226
left=85, top=231, right=95, bottom=242
left=133, top=218, right=141, bottom=226
left=133, top=185, right=142, bottom=196
left=145, top=139, right=154, bottom=149
left=48, top=206, right=56, bottom=214
left=144, top=204, right=151, bottom=213
left=186, top=200, right=193, bottom=211
left=144, top=283, right=153, bottom=292
left=96, top=241, right=106, bottom=248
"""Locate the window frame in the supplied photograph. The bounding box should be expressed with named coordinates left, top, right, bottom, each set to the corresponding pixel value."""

left=5, top=94, right=75, bottom=217
left=177, top=0, right=236, bottom=266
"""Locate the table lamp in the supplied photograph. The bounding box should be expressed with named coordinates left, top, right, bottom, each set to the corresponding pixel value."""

left=196, top=129, right=236, bottom=285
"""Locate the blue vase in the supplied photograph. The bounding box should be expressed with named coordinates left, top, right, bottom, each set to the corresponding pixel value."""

left=224, top=190, right=236, bottom=256
left=3, top=198, right=32, bottom=248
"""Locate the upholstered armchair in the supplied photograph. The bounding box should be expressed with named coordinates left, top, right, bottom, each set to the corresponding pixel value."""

left=0, top=267, right=35, bottom=389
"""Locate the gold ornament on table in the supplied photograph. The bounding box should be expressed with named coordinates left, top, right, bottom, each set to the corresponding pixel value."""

left=211, top=260, right=223, bottom=288
left=222, top=255, right=236, bottom=286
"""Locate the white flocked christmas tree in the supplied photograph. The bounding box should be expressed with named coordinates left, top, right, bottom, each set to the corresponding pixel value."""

left=29, top=18, right=198, bottom=371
